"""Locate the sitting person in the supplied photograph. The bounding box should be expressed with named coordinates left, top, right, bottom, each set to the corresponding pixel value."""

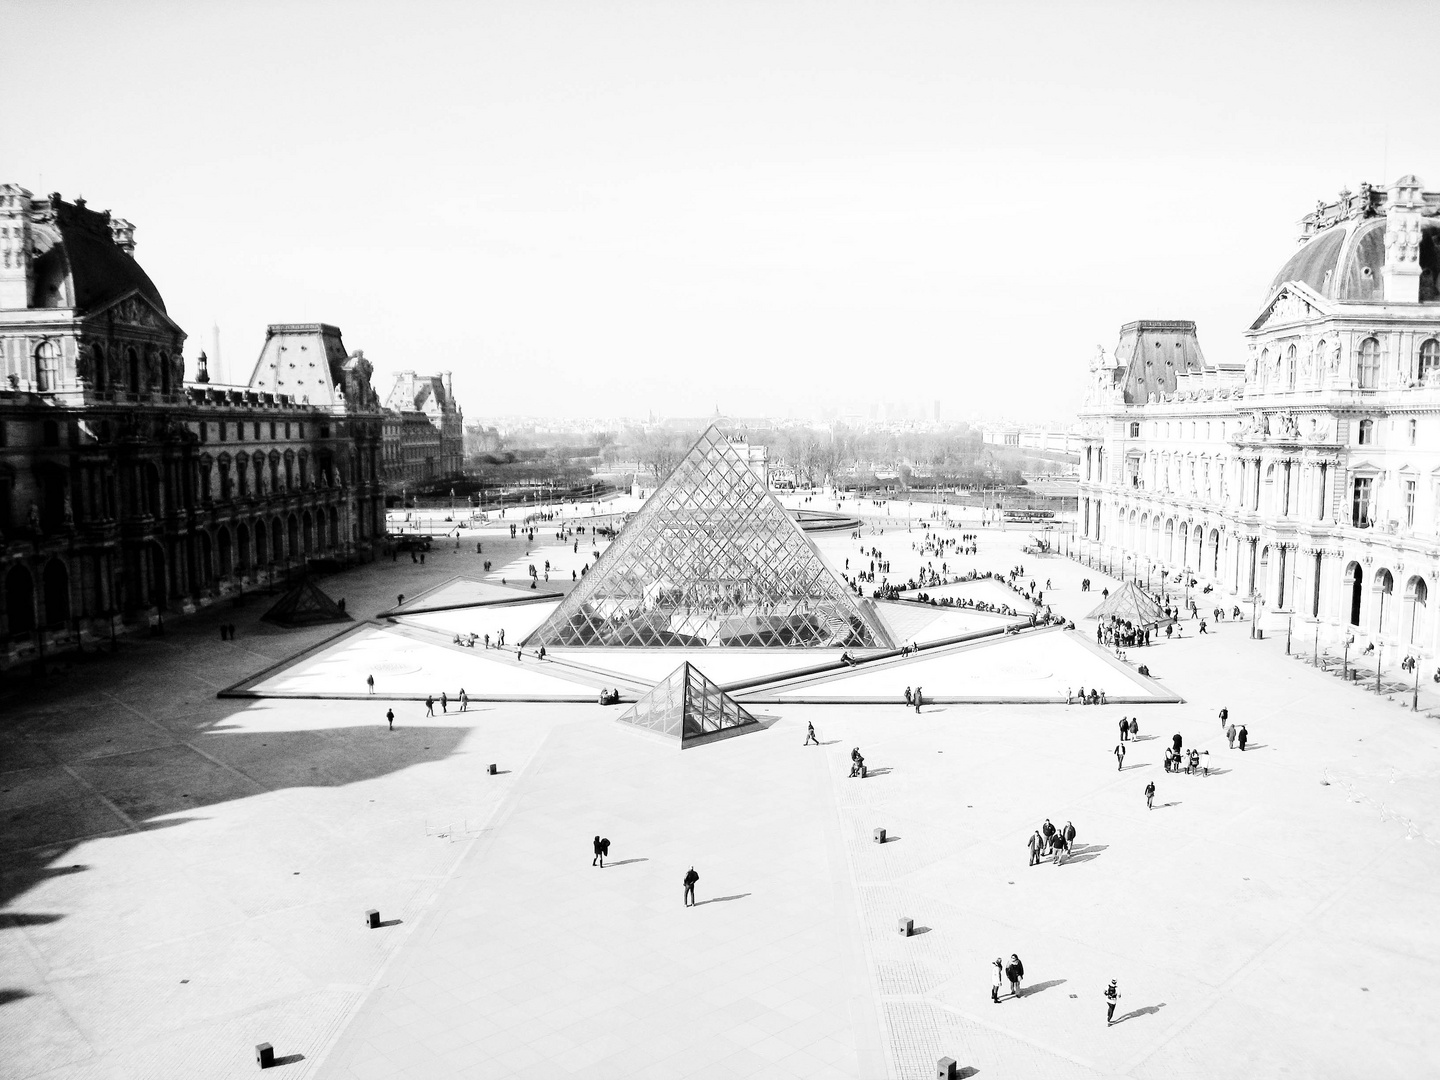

left=849, top=747, right=868, bottom=778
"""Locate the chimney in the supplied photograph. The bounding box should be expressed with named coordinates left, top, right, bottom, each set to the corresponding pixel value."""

left=443, top=370, right=453, bottom=400
left=0, top=183, right=35, bottom=310
left=1383, top=175, right=1425, bottom=304
left=109, top=216, right=136, bottom=257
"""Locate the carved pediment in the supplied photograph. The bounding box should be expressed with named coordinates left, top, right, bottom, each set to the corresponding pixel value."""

left=1248, top=283, right=1328, bottom=332
left=87, top=289, right=184, bottom=335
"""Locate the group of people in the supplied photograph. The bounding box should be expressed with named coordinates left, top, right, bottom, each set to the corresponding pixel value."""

left=991, top=954, right=1026, bottom=1001
left=902, top=686, right=924, bottom=710
left=1068, top=686, right=1108, bottom=705
left=597, top=688, right=621, bottom=705
left=1028, top=818, right=1078, bottom=864
left=1097, top=616, right=1152, bottom=649
left=422, top=690, right=469, bottom=715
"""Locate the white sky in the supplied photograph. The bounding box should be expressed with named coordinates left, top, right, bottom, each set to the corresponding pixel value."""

left=4, top=0, right=1438, bottom=424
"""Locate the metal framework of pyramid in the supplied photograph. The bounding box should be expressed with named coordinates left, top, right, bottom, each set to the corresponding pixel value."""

left=525, top=426, right=892, bottom=648
left=617, top=662, right=760, bottom=745
left=1085, top=581, right=1173, bottom=624
left=261, top=578, right=353, bottom=627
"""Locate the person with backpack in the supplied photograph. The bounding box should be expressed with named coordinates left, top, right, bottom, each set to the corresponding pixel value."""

left=592, top=836, right=603, bottom=867
left=683, top=866, right=699, bottom=907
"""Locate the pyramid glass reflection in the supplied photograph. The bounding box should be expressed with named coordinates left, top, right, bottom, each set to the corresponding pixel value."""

left=525, top=427, right=892, bottom=648
left=618, top=662, right=759, bottom=744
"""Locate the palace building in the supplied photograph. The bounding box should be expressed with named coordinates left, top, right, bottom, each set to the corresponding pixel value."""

left=0, top=184, right=387, bottom=660
left=1078, top=175, right=1440, bottom=666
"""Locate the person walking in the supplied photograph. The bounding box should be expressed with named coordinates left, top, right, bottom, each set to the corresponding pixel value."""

left=1041, top=818, right=1056, bottom=854
left=440, top=691, right=448, bottom=714
left=1006, top=954, right=1025, bottom=998
left=992, top=958, right=1004, bottom=1003
left=1027, top=829, right=1043, bottom=866
left=599, top=837, right=610, bottom=865
left=386, top=708, right=394, bottom=732
left=1219, top=705, right=1229, bottom=730
left=1104, top=980, right=1121, bottom=1024
left=803, top=721, right=819, bottom=746
left=1129, top=717, right=1139, bottom=740
left=914, top=687, right=923, bottom=713
left=425, top=695, right=435, bottom=717
left=1063, top=821, right=1076, bottom=851
left=1172, top=732, right=1183, bottom=755
left=1227, top=722, right=1237, bottom=748
left=1144, top=780, right=1155, bottom=809
left=1052, top=830, right=1069, bottom=865
left=367, top=674, right=375, bottom=694
left=459, top=689, right=468, bottom=712
left=1119, top=717, right=1129, bottom=742
left=1114, top=742, right=1126, bottom=770
left=904, top=686, right=913, bottom=707
left=593, top=835, right=603, bottom=866
left=683, top=866, right=699, bottom=907
left=1238, top=725, right=1248, bottom=751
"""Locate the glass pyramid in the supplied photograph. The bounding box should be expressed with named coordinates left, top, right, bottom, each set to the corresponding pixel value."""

left=617, top=662, right=759, bottom=745
left=525, top=426, right=892, bottom=649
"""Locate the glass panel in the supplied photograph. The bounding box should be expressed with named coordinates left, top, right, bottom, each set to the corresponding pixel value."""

left=527, top=427, right=892, bottom=648
left=617, top=662, right=758, bottom=742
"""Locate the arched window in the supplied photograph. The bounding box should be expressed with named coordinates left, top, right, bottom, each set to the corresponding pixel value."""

left=34, top=340, right=60, bottom=392
left=1358, top=337, right=1380, bottom=388
left=1286, top=345, right=1297, bottom=389
left=1420, top=339, right=1440, bottom=383
left=1358, top=419, right=1375, bottom=445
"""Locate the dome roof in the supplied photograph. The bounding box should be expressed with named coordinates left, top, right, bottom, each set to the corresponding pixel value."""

left=1269, top=216, right=1440, bottom=303
left=28, top=196, right=166, bottom=314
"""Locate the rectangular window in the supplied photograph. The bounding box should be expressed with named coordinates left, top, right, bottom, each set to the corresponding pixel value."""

left=218, top=421, right=227, bottom=443
left=254, top=422, right=261, bottom=440
left=199, top=422, right=208, bottom=444
left=1406, top=480, right=1417, bottom=527
left=285, top=422, right=292, bottom=439
left=1352, top=477, right=1372, bottom=526
left=270, top=421, right=277, bottom=439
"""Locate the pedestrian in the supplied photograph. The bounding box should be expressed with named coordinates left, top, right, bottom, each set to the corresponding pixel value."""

left=1219, top=706, right=1229, bottom=730
left=1162, top=747, right=1172, bottom=773
left=1027, top=829, right=1043, bottom=866
left=1104, top=980, right=1121, bottom=1024
left=1119, top=717, right=1129, bottom=742
left=1172, top=732, right=1182, bottom=755
left=1052, top=831, right=1068, bottom=865
left=1238, top=725, right=1248, bottom=751
left=1227, top=723, right=1237, bottom=748
left=593, top=835, right=603, bottom=866
left=1114, top=742, right=1126, bottom=770
left=440, top=691, right=448, bottom=714
left=425, top=695, right=435, bottom=717
left=1007, top=954, right=1025, bottom=998
left=367, top=674, right=375, bottom=694
left=459, top=689, right=468, bottom=712
left=914, top=687, right=923, bottom=713
left=1144, top=780, right=1155, bottom=809
left=1129, top=717, right=1139, bottom=740
left=600, top=837, right=610, bottom=865
left=386, top=708, right=394, bottom=731
left=683, top=866, right=699, bottom=907
left=803, top=721, right=818, bottom=746
left=904, top=686, right=913, bottom=707
left=1063, top=821, right=1076, bottom=850
left=992, top=958, right=1004, bottom=1003
left=1041, top=818, right=1056, bottom=854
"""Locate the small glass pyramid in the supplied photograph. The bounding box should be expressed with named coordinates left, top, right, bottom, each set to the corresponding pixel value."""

left=617, top=662, right=759, bottom=745
left=525, top=426, right=891, bottom=648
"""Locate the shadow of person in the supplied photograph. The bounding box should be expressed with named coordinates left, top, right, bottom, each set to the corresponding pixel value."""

left=1062, top=844, right=1108, bottom=865
left=1017, top=978, right=1066, bottom=998
left=695, top=893, right=751, bottom=906
left=1113, top=1002, right=1166, bottom=1024
left=605, top=858, right=649, bottom=867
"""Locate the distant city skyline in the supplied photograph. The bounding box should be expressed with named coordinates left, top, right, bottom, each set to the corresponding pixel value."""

left=4, top=0, right=1437, bottom=424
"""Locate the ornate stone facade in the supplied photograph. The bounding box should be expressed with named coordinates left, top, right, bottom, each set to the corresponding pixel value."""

left=1079, top=175, right=1440, bottom=667
left=0, top=185, right=386, bottom=662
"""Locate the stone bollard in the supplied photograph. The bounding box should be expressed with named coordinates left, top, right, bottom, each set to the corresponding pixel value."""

left=256, top=1043, right=275, bottom=1069
left=873, top=827, right=886, bottom=844
left=937, top=1056, right=957, bottom=1080
left=488, top=763, right=497, bottom=775
left=366, top=909, right=380, bottom=929
left=898, top=917, right=913, bottom=937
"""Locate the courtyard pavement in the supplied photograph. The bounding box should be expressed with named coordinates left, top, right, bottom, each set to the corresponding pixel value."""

left=2, top=502, right=1439, bottom=1079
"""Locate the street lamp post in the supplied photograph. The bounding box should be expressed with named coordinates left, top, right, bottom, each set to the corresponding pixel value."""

left=1249, top=592, right=1260, bottom=639
left=1413, top=654, right=1422, bottom=712
left=1343, top=633, right=1353, bottom=681
left=1313, top=620, right=1321, bottom=667
left=1286, top=614, right=1292, bottom=656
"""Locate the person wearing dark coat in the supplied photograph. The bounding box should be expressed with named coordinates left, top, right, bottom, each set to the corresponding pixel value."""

left=1005, top=954, right=1025, bottom=998
left=1172, top=732, right=1183, bottom=755
left=683, top=866, right=699, bottom=906
left=1238, top=725, right=1248, bottom=751
left=1041, top=818, right=1056, bottom=854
